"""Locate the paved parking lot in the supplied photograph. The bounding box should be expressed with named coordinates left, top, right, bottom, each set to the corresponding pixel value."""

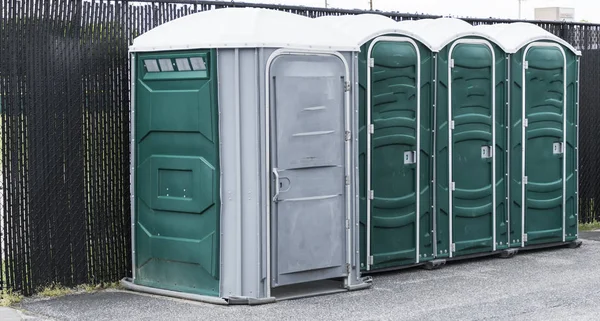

left=14, top=233, right=600, bottom=321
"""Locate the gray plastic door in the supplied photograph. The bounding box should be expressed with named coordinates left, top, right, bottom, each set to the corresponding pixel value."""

left=269, top=53, right=348, bottom=287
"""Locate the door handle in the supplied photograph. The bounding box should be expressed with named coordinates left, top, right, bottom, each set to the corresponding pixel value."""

left=272, top=168, right=280, bottom=202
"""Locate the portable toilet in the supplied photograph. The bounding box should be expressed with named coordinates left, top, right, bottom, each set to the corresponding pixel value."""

left=123, top=7, right=371, bottom=304
left=317, top=14, right=438, bottom=271
left=411, top=18, right=511, bottom=260
left=475, top=23, right=581, bottom=249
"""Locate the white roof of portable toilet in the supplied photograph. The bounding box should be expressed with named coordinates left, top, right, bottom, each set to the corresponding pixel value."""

left=474, top=22, right=581, bottom=55
left=130, top=8, right=359, bottom=53
left=315, top=14, right=433, bottom=50
left=401, top=18, right=507, bottom=52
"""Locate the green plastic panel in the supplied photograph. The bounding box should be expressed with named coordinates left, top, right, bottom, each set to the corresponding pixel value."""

left=359, top=38, right=435, bottom=271
left=133, top=50, right=220, bottom=296
left=436, top=39, right=508, bottom=258
left=509, top=44, right=578, bottom=247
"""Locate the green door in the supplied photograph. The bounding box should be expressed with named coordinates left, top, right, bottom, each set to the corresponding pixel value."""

left=522, top=46, right=566, bottom=245
left=134, top=51, right=220, bottom=296
left=449, top=42, right=495, bottom=257
left=368, top=40, right=422, bottom=269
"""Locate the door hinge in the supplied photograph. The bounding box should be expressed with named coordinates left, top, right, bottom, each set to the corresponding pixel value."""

left=450, top=120, right=455, bottom=130
left=344, top=81, right=351, bottom=92
left=345, top=131, right=351, bottom=141
left=369, top=190, right=374, bottom=200
left=345, top=175, right=350, bottom=185
left=524, top=61, right=529, bottom=69
left=450, top=59, right=455, bottom=68
left=523, top=118, right=528, bottom=127
left=368, top=58, right=375, bottom=68
left=345, top=219, right=350, bottom=229
left=523, top=176, right=528, bottom=184
left=523, top=234, right=528, bottom=242
left=451, top=243, right=456, bottom=252
left=369, top=124, right=374, bottom=134
left=368, top=256, right=374, bottom=265
left=451, top=182, right=456, bottom=191
left=346, top=263, right=351, bottom=274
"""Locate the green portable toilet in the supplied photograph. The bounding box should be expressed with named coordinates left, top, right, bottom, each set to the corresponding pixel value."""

left=123, top=7, right=371, bottom=304
left=412, top=18, right=511, bottom=260
left=318, top=14, right=438, bottom=271
left=475, top=23, right=581, bottom=249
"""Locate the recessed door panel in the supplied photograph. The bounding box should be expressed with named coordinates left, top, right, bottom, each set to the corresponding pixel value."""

left=523, top=46, right=566, bottom=245
left=369, top=41, right=420, bottom=269
left=269, top=54, right=347, bottom=287
left=450, top=43, right=495, bottom=256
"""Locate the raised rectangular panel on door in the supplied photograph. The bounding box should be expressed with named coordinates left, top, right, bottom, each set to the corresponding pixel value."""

left=269, top=54, right=347, bottom=287
left=449, top=42, right=495, bottom=257
left=368, top=40, right=420, bottom=269
left=523, top=46, right=566, bottom=245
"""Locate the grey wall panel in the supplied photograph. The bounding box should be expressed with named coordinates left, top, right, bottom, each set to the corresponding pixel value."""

left=348, top=51, right=362, bottom=284
left=218, top=48, right=264, bottom=299
left=239, top=48, right=262, bottom=298
left=259, top=48, right=272, bottom=298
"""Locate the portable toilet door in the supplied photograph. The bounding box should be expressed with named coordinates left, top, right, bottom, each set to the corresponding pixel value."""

left=422, top=18, right=510, bottom=259
left=364, top=22, right=439, bottom=271
left=477, top=23, right=581, bottom=248
left=266, top=51, right=355, bottom=290
left=318, top=14, right=437, bottom=271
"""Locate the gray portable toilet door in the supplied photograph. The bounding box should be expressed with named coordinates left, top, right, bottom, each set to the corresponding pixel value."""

left=268, top=52, right=350, bottom=288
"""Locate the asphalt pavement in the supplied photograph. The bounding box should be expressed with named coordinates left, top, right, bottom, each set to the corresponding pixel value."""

left=8, top=234, right=600, bottom=321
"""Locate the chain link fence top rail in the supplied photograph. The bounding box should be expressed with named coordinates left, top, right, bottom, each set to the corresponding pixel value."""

left=0, top=0, right=599, bottom=295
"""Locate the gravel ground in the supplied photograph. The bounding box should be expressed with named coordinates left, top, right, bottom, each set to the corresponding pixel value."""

left=18, top=237, right=600, bottom=321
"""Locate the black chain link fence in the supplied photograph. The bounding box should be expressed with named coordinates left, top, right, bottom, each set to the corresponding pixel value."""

left=1, top=0, right=599, bottom=295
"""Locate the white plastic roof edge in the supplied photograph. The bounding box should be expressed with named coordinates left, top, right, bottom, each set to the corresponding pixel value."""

left=317, top=15, right=515, bottom=53
left=315, top=14, right=435, bottom=50
left=401, top=18, right=513, bottom=52
left=474, top=23, right=581, bottom=55
left=129, top=8, right=360, bottom=53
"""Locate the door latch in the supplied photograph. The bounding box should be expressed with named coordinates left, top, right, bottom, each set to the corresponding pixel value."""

left=553, top=142, right=564, bottom=154
left=481, top=145, right=493, bottom=159
left=404, top=151, right=417, bottom=164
